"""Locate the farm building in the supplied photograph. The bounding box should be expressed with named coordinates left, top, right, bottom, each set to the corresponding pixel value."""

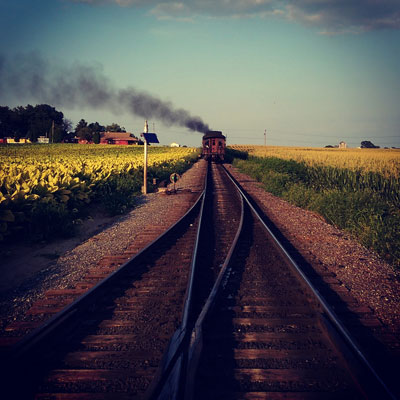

left=1, top=137, right=31, bottom=144
left=100, top=132, right=142, bottom=145
left=37, top=136, right=50, bottom=144
left=78, top=139, right=93, bottom=144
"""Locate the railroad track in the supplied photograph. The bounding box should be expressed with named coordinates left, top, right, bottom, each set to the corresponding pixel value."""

left=190, top=197, right=364, bottom=398
left=0, top=173, right=207, bottom=398
left=0, top=161, right=397, bottom=399
left=156, top=163, right=396, bottom=399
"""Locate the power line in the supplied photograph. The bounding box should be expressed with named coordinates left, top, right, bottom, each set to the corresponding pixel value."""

left=222, top=129, right=399, bottom=139
left=231, top=133, right=399, bottom=139
left=228, top=136, right=400, bottom=145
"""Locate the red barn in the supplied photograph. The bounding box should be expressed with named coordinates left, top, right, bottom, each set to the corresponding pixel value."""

left=100, top=132, right=141, bottom=145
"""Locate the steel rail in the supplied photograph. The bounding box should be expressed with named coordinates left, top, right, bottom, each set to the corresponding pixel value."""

left=144, top=161, right=209, bottom=400
left=222, top=165, right=397, bottom=400
left=183, top=170, right=245, bottom=400
left=2, top=185, right=206, bottom=372
left=148, top=162, right=245, bottom=400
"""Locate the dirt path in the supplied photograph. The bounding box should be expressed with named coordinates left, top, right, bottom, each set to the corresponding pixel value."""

left=0, top=207, right=122, bottom=294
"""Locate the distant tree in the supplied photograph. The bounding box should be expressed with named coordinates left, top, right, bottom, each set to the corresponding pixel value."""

left=63, top=119, right=73, bottom=134
left=75, top=119, right=87, bottom=133
left=37, top=105, right=64, bottom=141
left=361, top=140, right=380, bottom=149
left=75, top=119, right=91, bottom=141
left=79, top=127, right=94, bottom=142
left=13, top=105, right=33, bottom=139
left=1, top=104, right=70, bottom=142
left=106, top=123, right=125, bottom=132
left=88, top=121, right=105, bottom=133
left=93, top=131, right=101, bottom=144
left=324, top=145, right=334, bottom=148
left=0, top=106, right=13, bottom=138
left=75, top=120, right=107, bottom=142
left=52, top=125, right=65, bottom=143
left=63, top=131, right=77, bottom=143
left=7, top=104, right=65, bottom=142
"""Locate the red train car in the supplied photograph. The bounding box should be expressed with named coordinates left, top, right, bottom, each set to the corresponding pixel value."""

left=202, top=130, right=226, bottom=161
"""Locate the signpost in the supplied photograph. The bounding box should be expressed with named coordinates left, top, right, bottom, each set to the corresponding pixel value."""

left=170, top=172, right=180, bottom=192
left=141, top=132, right=159, bottom=194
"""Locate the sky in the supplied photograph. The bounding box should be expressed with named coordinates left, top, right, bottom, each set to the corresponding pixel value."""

left=0, top=0, right=399, bottom=148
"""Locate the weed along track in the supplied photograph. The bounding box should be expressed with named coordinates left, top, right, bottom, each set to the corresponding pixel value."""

left=0, top=160, right=397, bottom=399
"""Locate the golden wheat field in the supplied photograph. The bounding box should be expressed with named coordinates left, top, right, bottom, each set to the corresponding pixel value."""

left=230, top=145, right=400, bottom=178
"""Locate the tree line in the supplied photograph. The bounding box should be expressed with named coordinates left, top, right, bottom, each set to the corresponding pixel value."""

left=73, top=119, right=131, bottom=143
left=0, top=104, right=132, bottom=143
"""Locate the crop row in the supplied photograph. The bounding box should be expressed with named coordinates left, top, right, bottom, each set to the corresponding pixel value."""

left=230, top=145, right=400, bottom=178
left=0, top=144, right=200, bottom=242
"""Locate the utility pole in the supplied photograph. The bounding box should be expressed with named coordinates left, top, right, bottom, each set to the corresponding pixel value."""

left=264, top=129, right=266, bottom=146
left=51, top=121, right=55, bottom=143
left=141, top=120, right=159, bottom=195
left=143, top=138, right=148, bottom=194
left=143, top=120, right=149, bottom=195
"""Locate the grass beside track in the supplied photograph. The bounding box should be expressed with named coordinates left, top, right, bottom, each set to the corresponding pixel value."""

left=231, top=145, right=400, bottom=178
left=227, top=147, right=400, bottom=270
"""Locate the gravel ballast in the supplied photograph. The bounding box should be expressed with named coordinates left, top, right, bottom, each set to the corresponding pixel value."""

left=1, top=159, right=399, bottom=347
left=226, top=163, right=400, bottom=338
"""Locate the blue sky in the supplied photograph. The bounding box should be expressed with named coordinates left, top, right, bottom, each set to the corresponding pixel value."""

left=1, top=0, right=399, bottom=147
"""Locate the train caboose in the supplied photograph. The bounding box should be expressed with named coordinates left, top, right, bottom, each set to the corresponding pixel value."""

left=202, top=130, right=226, bottom=161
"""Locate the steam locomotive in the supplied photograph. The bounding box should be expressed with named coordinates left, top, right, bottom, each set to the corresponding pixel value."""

left=202, top=130, right=226, bottom=161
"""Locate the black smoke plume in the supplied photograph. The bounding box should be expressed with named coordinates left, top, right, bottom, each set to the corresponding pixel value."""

left=0, top=52, right=209, bottom=133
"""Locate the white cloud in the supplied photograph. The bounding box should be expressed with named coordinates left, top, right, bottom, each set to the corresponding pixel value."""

left=68, top=0, right=149, bottom=5
left=284, top=1, right=400, bottom=33
left=66, top=0, right=400, bottom=32
left=149, top=2, right=193, bottom=20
